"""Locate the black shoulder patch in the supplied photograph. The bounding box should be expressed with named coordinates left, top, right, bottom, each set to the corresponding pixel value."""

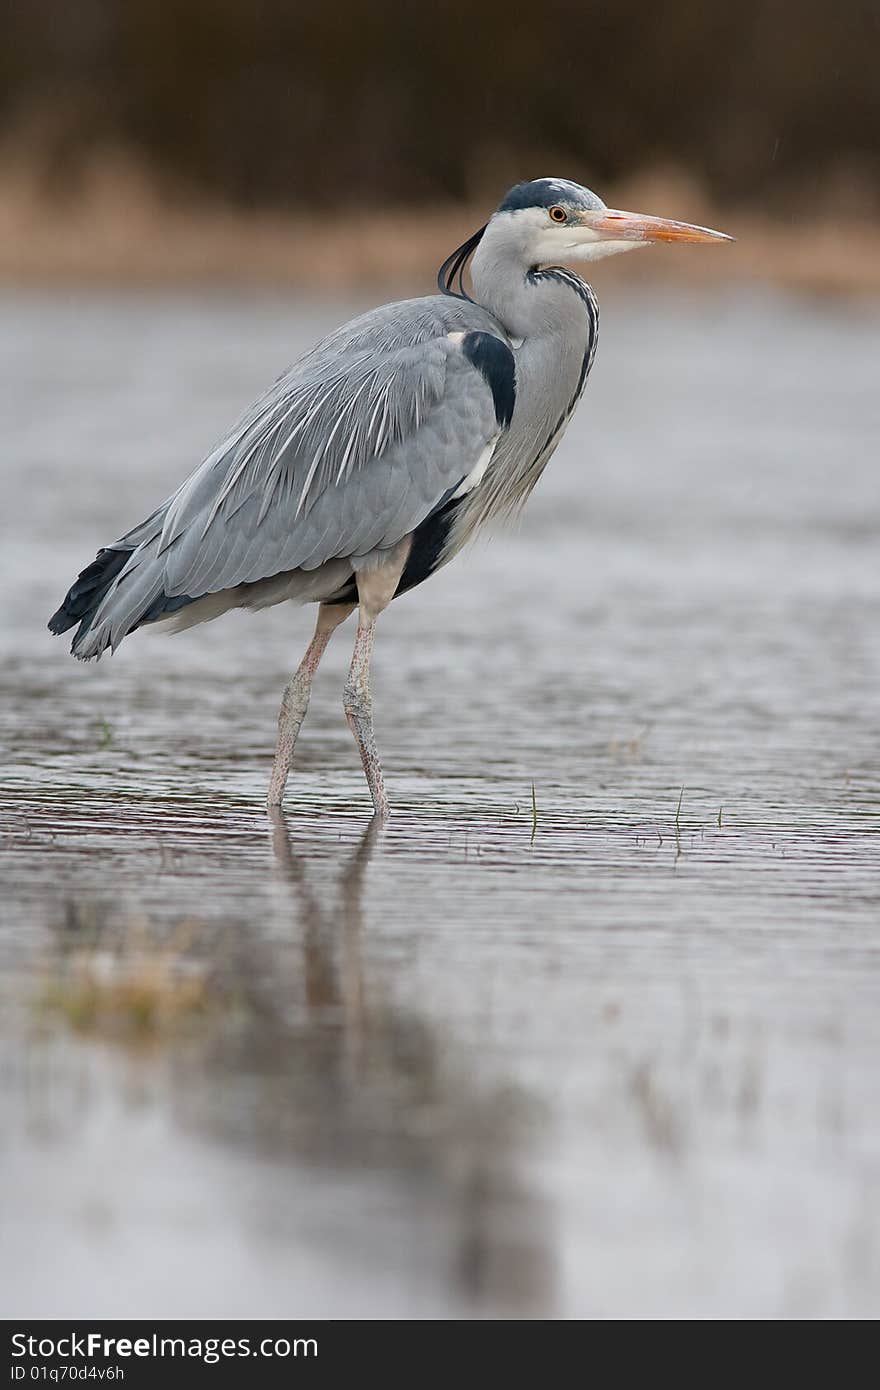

left=461, top=332, right=516, bottom=429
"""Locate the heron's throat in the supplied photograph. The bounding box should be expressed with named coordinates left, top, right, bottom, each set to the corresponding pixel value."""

left=469, top=228, right=594, bottom=341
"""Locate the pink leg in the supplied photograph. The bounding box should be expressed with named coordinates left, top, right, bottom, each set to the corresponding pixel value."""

left=267, top=602, right=354, bottom=806
left=343, top=543, right=411, bottom=820
left=343, top=617, right=388, bottom=818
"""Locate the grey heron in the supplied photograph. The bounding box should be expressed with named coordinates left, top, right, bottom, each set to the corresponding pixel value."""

left=49, top=177, right=731, bottom=817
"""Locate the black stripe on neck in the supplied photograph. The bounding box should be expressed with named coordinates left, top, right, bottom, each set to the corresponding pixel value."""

left=526, top=268, right=600, bottom=457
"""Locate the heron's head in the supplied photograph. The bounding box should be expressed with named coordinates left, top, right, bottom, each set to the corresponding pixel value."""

left=491, top=177, right=733, bottom=265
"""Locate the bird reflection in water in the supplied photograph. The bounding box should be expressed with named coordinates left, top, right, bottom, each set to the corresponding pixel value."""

left=252, top=809, right=556, bottom=1316
left=38, top=812, right=555, bottom=1315
left=267, top=807, right=380, bottom=1022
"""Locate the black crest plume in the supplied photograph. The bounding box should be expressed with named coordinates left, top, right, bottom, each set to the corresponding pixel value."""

left=437, top=224, right=488, bottom=302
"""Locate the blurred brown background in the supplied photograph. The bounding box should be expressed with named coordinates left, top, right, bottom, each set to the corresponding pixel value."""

left=3, top=0, right=880, bottom=287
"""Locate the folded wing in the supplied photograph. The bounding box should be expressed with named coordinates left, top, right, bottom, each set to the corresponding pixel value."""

left=53, top=297, right=514, bottom=657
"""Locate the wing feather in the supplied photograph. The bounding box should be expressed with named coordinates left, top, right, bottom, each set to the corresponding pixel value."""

left=70, top=295, right=515, bottom=656
left=156, top=309, right=509, bottom=598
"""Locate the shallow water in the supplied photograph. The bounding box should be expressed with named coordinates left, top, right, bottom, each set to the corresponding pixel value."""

left=1, top=285, right=879, bottom=1319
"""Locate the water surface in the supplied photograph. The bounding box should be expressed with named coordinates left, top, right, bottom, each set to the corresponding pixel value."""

left=2, top=286, right=879, bottom=1318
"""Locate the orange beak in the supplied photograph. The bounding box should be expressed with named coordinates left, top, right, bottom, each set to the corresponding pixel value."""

left=585, top=209, right=734, bottom=245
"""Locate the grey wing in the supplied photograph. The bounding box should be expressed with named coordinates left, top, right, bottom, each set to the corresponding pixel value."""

left=67, top=297, right=512, bottom=655
left=156, top=319, right=505, bottom=598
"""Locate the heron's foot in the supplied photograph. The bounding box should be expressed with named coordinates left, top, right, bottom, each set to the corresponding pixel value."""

left=346, top=712, right=390, bottom=819
left=343, top=680, right=389, bottom=820
left=267, top=752, right=292, bottom=807
left=267, top=739, right=296, bottom=805
left=267, top=676, right=311, bottom=806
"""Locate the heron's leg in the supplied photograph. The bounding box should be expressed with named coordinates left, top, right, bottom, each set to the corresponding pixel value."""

left=343, top=619, right=386, bottom=816
left=344, top=545, right=410, bottom=820
left=268, top=601, right=354, bottom=806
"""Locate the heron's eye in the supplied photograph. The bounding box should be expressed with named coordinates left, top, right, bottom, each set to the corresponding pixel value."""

left=548, top=206, right=568, bottom=223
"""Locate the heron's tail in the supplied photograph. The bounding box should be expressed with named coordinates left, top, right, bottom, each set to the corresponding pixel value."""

left=48, top=511, right=194, bottom=660
left=48, top=548, right=133, bottom=643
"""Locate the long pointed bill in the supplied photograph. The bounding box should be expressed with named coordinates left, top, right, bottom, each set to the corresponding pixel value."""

left=587, top=209, right=734, bottom=245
